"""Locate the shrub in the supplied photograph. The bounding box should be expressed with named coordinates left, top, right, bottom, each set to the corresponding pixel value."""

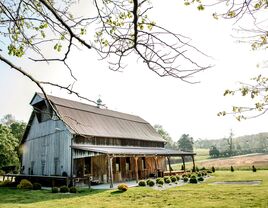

left=0, top=170, right=5, bottom=175
left=212, top=166, right=215, bottom=173
left=148, top=180, right=155, bottom=187
left=198, top=177, right=204, bottom=182
left=157, top=179, right=164, bottom=185
left=200, top=167, right=206, bottom=170
left=197, top=172, right=202, bottom=177
left=118, top=184, right=128, bottom=191
left=252, top=165, right=257, bottom=172
left=17, top=179, right=33, bottom=189
left=170, top=176, right=177, bottom=183
left=60, top=185, right=69, bottom=193
left=175, top=175, right=180, bottom=181
left=32, top=183, right=42, bottom=190
left=189, top=175, right=198, bottom=184
left=183, top=177, right=188, bottom=182
left=52, top=187, right=59, bottom=193
left=196, top=166, right=199, bottom=172
left=156, top=178, right=162, bottom=184
left=138, top=180, right=146, bottom=186
left=70, top=186, right=78, bottom=193
left=231, top=166, right=234, bottom=172
left=207, top=170, right=213, bottom=174
left=201, top=171, right=207, bottom=176
left=146, top=179, right=151, bottom=185
left=165, top=178, right=171, bottom=184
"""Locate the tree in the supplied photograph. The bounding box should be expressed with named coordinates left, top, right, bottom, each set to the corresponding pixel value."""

left=177, top=134, right=194, bottom=152
left=0, top=0, right=211, bottom=107
left=209, top=145, right=220, bottom=158
left=0, top=124, right=19, bottom=169
left=154, top=125, right=176, bottom=149
left=184, top=0, right=268, bottom=119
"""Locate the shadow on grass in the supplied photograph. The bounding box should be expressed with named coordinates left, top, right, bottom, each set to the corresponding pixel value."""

left=0, top=187, right=107, bottom=204
left=110, top=190, right=126, bottom=195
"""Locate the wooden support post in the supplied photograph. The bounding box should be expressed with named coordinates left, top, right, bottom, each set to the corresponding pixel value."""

left=167, top=156, right=172, bottom=175
left=108, top=156, right=114, bottom=188
left=134, top=156, right=139, bottom=183
left=154, top=156, right=158, bottom=177
left=192, top=155, right=196, bottom=172
left=181, top=156, right=186, bottom=172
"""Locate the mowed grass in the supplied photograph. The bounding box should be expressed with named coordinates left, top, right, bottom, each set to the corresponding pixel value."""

left=1, top=171, right=268, bottom=208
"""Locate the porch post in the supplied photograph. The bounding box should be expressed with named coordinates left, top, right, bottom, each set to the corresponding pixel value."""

left=181, top=156, right=186, bottom=172
left=134, top=156, right=139, bottom=183
left=191, top=155, right=196, bottom=172
left=108, top=155, right=114, bottom=188
left=167, top=156, right=173, bottom=175
left=154, top=156, right=158, bottom=176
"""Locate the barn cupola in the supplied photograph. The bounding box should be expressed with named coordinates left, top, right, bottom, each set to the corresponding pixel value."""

left=96, top=98, right=102, bottom=108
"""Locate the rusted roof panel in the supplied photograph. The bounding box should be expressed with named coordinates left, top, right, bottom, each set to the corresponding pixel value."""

left=72, top=145, right=196, bottom=156
left=36, top=93, right=164, bottom=142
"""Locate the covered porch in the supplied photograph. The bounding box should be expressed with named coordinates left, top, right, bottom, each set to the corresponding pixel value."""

left=71, top=145, right=196, bottom=188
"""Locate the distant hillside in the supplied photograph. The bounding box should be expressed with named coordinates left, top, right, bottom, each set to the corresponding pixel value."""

left=194, top=132, right=268, bottom=155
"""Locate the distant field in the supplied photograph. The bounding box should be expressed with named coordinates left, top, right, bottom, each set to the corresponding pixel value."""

left=196, top=153, right=268, bottom=170
left=194, top=148, right=209, bottom=161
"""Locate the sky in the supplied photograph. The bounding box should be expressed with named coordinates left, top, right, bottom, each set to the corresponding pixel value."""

left=1, top=0, right=268, bottom=141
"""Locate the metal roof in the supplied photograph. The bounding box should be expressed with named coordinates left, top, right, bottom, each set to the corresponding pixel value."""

left=34, top=93, right=164, bottom=142
left=72, top=145, right=196, bottom=156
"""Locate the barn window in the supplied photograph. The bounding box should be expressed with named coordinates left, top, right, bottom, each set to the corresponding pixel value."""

left=141, top=157, right=146, bottom=170
left=126, top=157, right=131, bottom=171
left=115, top=158, right=120, bottom=172
left=41, top=160, right=46, bottom=175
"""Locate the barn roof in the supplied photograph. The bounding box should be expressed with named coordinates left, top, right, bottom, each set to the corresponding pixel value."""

left=29, top=93, right=164, bottom=142
left=72, top=145, right=195, bottom=156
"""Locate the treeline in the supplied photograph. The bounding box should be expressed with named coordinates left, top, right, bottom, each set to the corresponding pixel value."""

left=195, top=132, right=268, bottom=158
left=0, top=114, right=26, bottom=172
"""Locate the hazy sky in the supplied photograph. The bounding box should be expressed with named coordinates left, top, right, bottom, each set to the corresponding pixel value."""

left=1, top=0, right=268, bottom=141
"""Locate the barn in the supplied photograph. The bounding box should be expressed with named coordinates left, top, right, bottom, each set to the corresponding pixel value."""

left=21, top=93, right=195, bottom=187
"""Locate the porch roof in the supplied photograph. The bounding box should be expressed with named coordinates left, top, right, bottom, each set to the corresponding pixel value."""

left=71, top=145, right=196, bottom=157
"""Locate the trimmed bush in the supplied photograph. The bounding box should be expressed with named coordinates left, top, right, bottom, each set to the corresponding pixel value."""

left=17, top=179, right=33, bottom=189
left=70, top=186, right=78, bottom=193
left=207, top=170, right=213, bottom=174
left=138, top=180, right=146, bottom=187
left=252, top=165, right=257, bottom=172
left=52, top=187, right=59, bottom=193
left=212, top=166, right=215, bottom=173
left=157, top=179, right=164, bottom=185
left=164, top=176, right=171, bottom=183
left=197, top=172, right=202, bottom=177
left=146, top=179, right=151, bottom=185
left=32, top=183, right=42, bottom=190
left=156, top=178, right=162, bottom=184
left=175, top=175, right=180, bottom=181
left=148, top=180, right=155, bottom=187
left=183, top=177, right=188, bottom=182
left=60, top=185, right=69, bottom=193
left=198, top=177, right=204, bottom=182
left=196, top=166, right=199, bottom=172
left=231, top=166, right=234, bottom=172
left=170, top=176, right=177, bottom=183
left=118, top=184, right=128, bottom=191
left=189, top=175, right=198, bottom=184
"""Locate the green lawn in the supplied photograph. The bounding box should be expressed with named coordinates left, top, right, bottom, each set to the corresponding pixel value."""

left=1, top=171, right=268, bottom=208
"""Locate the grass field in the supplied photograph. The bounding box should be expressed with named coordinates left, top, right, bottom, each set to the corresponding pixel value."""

left=1, top=171, right=268, bottom=208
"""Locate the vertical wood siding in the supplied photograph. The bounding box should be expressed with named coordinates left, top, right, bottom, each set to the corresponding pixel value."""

left=22, top=115, right=72, bottom=176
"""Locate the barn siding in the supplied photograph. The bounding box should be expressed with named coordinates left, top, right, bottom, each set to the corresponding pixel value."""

left=22, top=115, right=72, bottom=176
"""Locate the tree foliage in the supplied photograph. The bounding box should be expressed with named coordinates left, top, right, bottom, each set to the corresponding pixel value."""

left=0, top=0, right=211, bottom=106
left=154, top=124, right=176, bottom=149
left=177, top=134, right=194, bottom=152
left=0, top=115, right=26, bottom=170
left=184, top=0, right=268, bottom=119
left=209, top=145, right=220, bottom=158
